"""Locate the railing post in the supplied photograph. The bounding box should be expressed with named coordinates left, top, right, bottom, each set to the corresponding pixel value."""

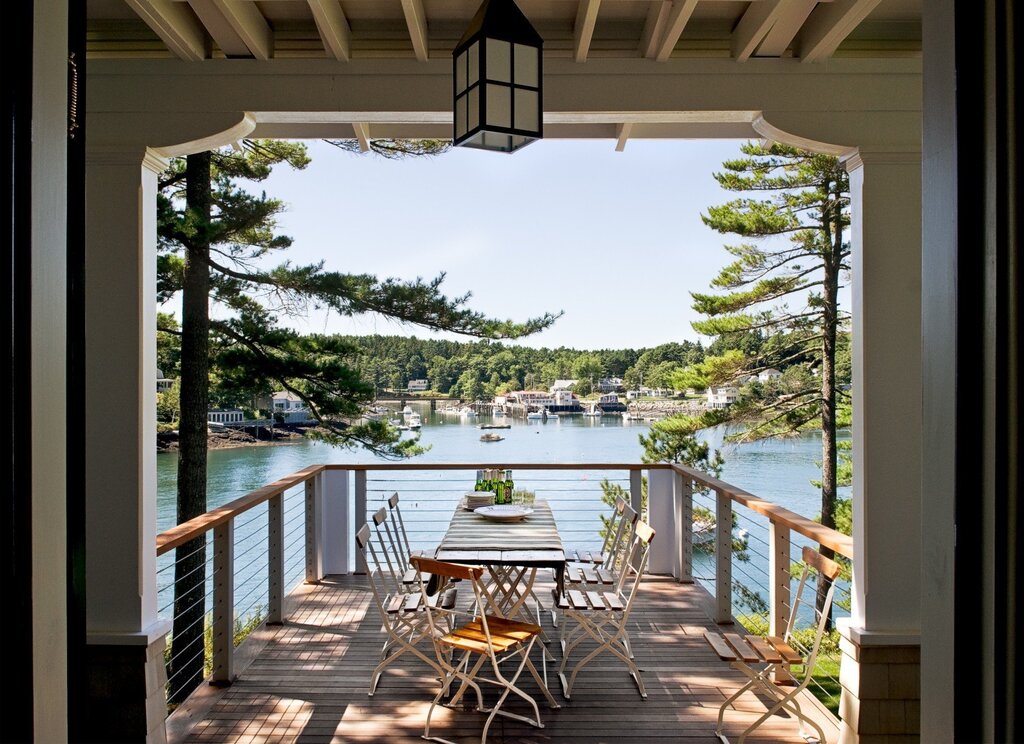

left=267, top=494, right=284, bottom=625
left=629, top=469, right=643, bottom=518
left=211, top=520, right=235, bottom=686
left=677, top=472, right=693, bottom=584
left=321, top=468, right=351, bottom=575
left=355, top=470, right=368, bottom=574
left=769, top=519, right=791, bottom=637
left=715, top=488, right=733, bottom=624
left=304, top=475, right=323, bottom=584
left=647, top=468, right=675, bottom=575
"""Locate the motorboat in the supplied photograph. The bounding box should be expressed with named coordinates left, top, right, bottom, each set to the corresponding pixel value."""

left=526, top=410, right=543, bottom=420
left=407, top=413, right=422, bottom=429
left=401, top=405, right=414, bottom=415
left=480, top=433, right=504, bottom=442
left=460, top=406, right=478, bottom=417
left=544, top=410, right=559, bottom=419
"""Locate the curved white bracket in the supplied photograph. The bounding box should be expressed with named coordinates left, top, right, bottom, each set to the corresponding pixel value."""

left=752, top=114, right=856, bottom=159
left=151, top=112, right=258, bottom=159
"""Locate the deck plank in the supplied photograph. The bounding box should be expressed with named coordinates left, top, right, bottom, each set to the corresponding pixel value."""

left=169, top=576, right=839, bottom=744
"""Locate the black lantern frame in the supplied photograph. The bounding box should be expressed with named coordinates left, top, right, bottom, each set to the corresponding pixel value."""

left=452, top=0, right=543, bottom=153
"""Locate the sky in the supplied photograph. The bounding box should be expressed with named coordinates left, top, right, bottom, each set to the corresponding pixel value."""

left=235, top=137, right=763, bottom=351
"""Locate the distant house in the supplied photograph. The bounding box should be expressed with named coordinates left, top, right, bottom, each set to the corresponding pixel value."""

left=758, top=368, right=783, bottom=383
left=207, top=409, right=244, bottom=424
left=597, top=377, right=624, bottom=392
left=407, top=379, right=429, bottom=392
left=707, top=386, right=739, bottom=409
left=627, top=386, right=674, bottom=399
left=550, top=379, right=578, bottom=392
left=272, top=391, right=306, bottom=411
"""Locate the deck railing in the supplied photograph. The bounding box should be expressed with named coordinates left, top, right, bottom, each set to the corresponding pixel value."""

left=155, top=461, right=853, bottom=712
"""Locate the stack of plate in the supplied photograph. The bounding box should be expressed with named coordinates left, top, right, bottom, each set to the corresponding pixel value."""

left=464, top=492, right=495, bottom=510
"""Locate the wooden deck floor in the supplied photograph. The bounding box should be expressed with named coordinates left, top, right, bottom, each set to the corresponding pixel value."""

left=168, top=575, right=839, bottom=744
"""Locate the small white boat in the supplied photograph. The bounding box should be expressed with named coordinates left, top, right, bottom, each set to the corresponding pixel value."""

left=526, top=410, right=543, bottom=420
left=407, top=413, right=422, bottom=429
left=545, top=410, right=559, bottom=419
left=402, top=405, right=414, bottom=415
left=460, top=406, right=477, bottom=417
left=493, top=408, right=506, bottom=417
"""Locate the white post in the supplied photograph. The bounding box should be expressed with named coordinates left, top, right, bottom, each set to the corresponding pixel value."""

left=267, top=494, right=284, bottom=624
left=211, top=521, right=234, bottom=685
left=355, top=471, right=368, bottom=574
left=714, top=489, right=732, bottom=624
left=321, top=469, right=351, bottom=575
left=647, top=468, right=675, bottom=575
left=84, top=146, right=171, bottom=741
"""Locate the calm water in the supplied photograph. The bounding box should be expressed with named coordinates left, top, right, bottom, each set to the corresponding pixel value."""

left=155, top=403, right=851, bottom=623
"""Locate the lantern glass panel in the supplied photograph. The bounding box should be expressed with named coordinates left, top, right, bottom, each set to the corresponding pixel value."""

left=455, top=49, right=466, bottom=92
left=487, top=39, right=511, bottom=83
left=514, top=88, right=537, bottom=131
left=514, top=44, right=538, bottom=87
left=467, top=42, right=479, bottom=86
left=468, top=86, right=479, bottom=131
left=455, top=95, right=467, bottom=138
left=486, top=83, right=512, bottom=128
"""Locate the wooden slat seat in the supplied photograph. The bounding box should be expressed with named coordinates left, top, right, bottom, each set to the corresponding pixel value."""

left=439, top=615, right=543, bottom=655
left=382, top=588, right=457, bottom=615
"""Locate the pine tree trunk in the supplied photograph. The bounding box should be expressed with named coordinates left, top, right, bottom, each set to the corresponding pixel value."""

left=168, top=152, right=212, bottom=704
left=816, top=184, right=842, bottom=631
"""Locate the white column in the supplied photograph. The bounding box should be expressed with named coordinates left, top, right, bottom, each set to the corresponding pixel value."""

left=85, top=146, right=169, bottom=644
left=647, top=468, right=676, bottom=576
left=321, top=469, right=351, bottom=575
left=845, top=149, right=923, bottom=639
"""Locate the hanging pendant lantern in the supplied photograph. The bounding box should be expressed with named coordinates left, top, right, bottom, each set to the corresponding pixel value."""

left=452, top=0, right=543, bottom=153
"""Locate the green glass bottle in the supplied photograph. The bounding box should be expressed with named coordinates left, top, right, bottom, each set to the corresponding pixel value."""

left=504, top=469, right=514, bottom=503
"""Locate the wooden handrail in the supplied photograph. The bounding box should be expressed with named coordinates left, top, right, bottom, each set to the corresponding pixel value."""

left=671, top=463, right=853, bottom=559
left=156, top=465, right=325, bottom=556
left=155, top=461, right=852, bottom=561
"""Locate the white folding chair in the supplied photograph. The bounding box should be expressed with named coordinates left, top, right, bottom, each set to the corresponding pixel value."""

left=703, top=545, right=843, bottom=744
left=356, top=524, right=456, bottom=696
left=410, top=555, right=560, bottom=744
left=552, top=495, right=637, bottom=628
left=556, top=519, right=655, bottom=700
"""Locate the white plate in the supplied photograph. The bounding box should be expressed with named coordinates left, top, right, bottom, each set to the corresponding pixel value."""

left=473, top=505, right=534, bottom=522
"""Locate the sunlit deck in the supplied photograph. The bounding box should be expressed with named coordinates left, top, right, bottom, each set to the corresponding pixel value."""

left=169, top=574, right=838, bottom=744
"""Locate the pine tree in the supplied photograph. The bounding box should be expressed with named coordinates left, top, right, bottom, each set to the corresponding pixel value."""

left=682, top=142, right=850, bottom=623
left=158, top=139, right=559, bottom=702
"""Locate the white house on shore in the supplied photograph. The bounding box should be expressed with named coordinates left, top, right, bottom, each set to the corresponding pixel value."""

left=207, top=409, right=244, bottom=424
left=406, top=379, right=429, bottom=392
left=272, top=391, right=306, bottom=411
left=758, top=368, right=783, bottom=383
left=156, top=368, right=174, bottom=393
left=597, top=377, right=624, bottom=392
left=707, top=386, right=739, bottom=409
left=550, top=379, right=578, bottom=392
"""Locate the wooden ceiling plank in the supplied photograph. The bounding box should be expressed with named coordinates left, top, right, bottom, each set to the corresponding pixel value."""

left=352, top=123, right=371, bottom=152
left=401, top=0, right=430, bottom=62
left=654, top=0, right=699, bottom=63
left=308, top=0, right=352, bottom=61
left=756, top=0, right=818, bottom=56
left=799, top=0, right=883, bottom=63
left=615, top=122, right=633, bottom=152
left=211, top=0, right=273, bottom=60
left=125, top=0, right=207, bottom=61
left=639, top=1, right=670, bottom=59
left=573, top=0, right=602, bottom=63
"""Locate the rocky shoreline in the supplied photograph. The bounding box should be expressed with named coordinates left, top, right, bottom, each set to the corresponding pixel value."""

left=157, top=424, right=317, bottom=453
left=626, top=399, right=707, bottom=417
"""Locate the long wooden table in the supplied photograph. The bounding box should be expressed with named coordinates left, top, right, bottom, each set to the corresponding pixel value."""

left=435, top=500, right=566, bottom=678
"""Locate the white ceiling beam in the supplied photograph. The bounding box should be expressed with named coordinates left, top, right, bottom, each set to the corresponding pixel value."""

left=188, top=1, right=249, bottom=57
left=731, top=0, right=783, bottom=60
left=308, top=0, right=352, bottom=61
left=573, top=0, right=602, bottom=63
left=401, top=0, right=430, bottom=62
left=799, top=0, right=883, bottom=63
left=654, top=0, right=699, bottom=62
left=211, top=0, right=273, bottom=60
left=124, top=0, right=207, bottom=61
left=352, top=123, right=371, bottom=152
left=614, top=122, right=633, bottom=152
left=639, top=1, right=670, bottom=59
left=756, top=0, right=817, bottom=56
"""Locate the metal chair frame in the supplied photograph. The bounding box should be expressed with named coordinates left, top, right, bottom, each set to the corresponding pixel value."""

left=556, top=519, right=655, bottom=700
left=705, top=545, right=843, bottom=744
left=411, top=555, right=560, bottom=744
left=357, top=523, right=454, bottom=696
